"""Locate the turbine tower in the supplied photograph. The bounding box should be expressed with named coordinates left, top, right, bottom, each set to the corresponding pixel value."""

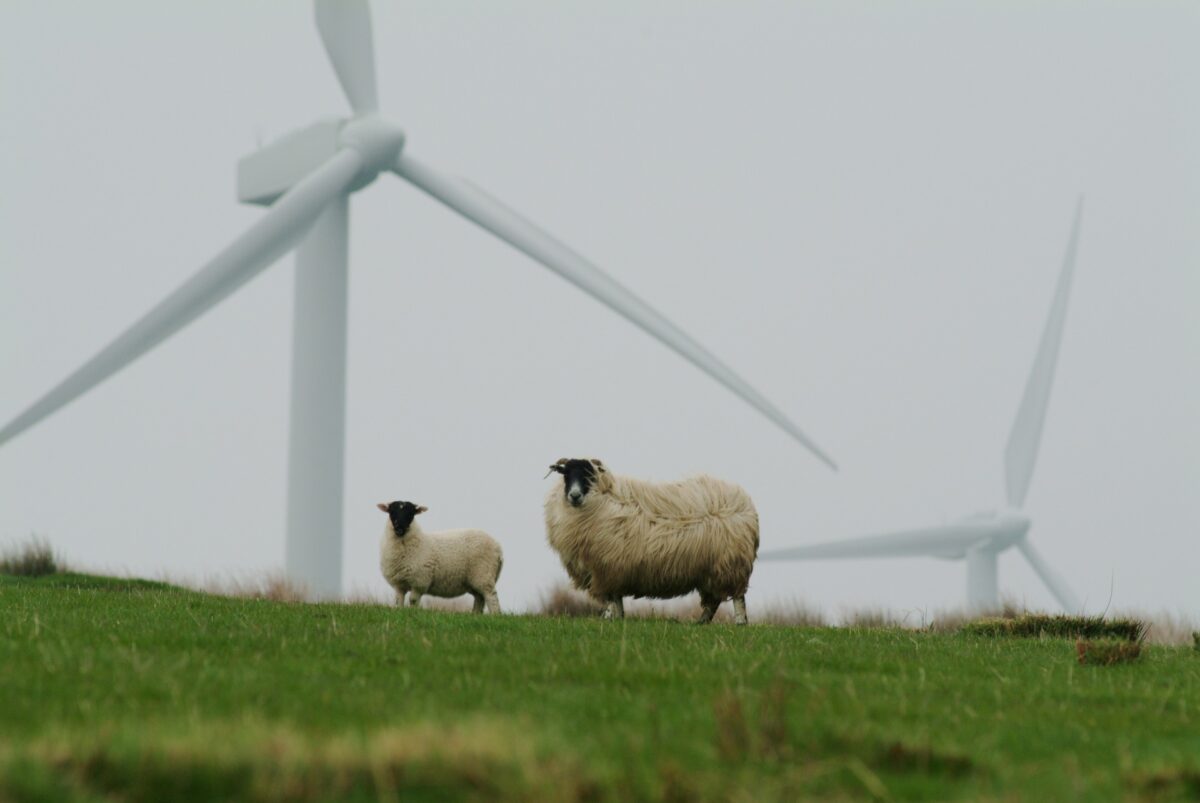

left=0, top=0, right=836, bottom=598
left=760, top=201, right=1085, bottom=613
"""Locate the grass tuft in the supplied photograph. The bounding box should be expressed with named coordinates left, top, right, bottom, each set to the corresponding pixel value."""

left=0, top=536, right=62, bottom=577
left=1193, top=632, right=1200, bottom=653
left=712, top=692, right=749, bottom=762
left=0, top=720, right=593, bottom=803
left=201, top=572, right=309, bottom=603
left=877, top=742, right=975, bottom=777
left=757, top=681, right=791, bottom=760
left=1076, top=638, right=1144, bottom=666
left=962, top=613, right=1147, bottom=642
left=1127, top=767, right=1200, bottom=799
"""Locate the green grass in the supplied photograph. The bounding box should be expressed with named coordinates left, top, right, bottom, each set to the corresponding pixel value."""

left=1, top=574, right=1199, bottom=801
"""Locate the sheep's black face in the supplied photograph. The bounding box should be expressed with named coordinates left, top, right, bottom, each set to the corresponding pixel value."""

left=378, top=500, right=426, bottom=537
left=550, top=459, right=601, bottom=508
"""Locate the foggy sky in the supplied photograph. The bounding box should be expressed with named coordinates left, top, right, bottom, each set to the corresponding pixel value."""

left=2, top=1, right=1197, bottom=616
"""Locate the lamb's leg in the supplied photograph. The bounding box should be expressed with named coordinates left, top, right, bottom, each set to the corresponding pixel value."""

left=733, top=596, right=749, bottom=626
left=408, top=592, right=423, bottom=608
left=697, top=593, right=720, bottom=624
left=471, top=593, right=485, bottom=614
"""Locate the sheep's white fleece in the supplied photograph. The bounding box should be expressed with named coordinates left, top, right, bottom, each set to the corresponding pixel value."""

left=380, top=521, right=503, bottom=613
left=544, top=464, right=758, bottom=620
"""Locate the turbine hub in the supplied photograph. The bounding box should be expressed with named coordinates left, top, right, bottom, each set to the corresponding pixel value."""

left=339, top=114, right=405, bottom=187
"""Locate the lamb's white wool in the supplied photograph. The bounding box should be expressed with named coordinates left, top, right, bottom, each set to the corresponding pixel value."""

left=378, top=501, right=503, bottom=613
left=544, top=458, right=759, bottom=625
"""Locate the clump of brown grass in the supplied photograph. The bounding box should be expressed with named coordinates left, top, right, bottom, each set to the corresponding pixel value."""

left=925, top=599, right=1027, bottom=633
left=757, top=681, right=790, bottom=760
left=711, top=682, right=793, bottom=763
left=3, top=718, right=593, bottom=803
left=877, top=741, right=974, bottom=777
left=839, top=606, right=921, bottom=629
left=1128, top=767, right=1200, bottom=799
left=1076, top=638, right=1143, bottom=666
left=199, top=572, right=309, bottom=603
left=748, top=599, right=827, bottom=628
left=1110, top=611, right=1199, bottom=645
left=712, top=692, right=749, bottom=761
left=963, top=613, right=1147, bottom=642
left=0, top=536, right=62, bottom=577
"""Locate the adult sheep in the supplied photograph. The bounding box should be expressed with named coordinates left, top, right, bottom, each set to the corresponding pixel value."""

left=544, top=458, right=759, bottom=625
left=378, top=500, right=503, bottom=613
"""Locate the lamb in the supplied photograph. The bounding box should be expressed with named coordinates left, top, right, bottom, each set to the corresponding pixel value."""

left=544, top=458, right=759, bottom=625
left=377, top=500, right=503, bottom=613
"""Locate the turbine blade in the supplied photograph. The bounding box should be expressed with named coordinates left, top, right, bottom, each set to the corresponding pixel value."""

left=315, top=0, right=379, bottom=114
left=759, top=521, right=996, bottom=561
left=1004, top=199, right=1084, bottom=507
left=392, top=153, right=837, bottom=470
left=1016, top=538, right=1081, bottom=612
left=0, top=149, right=363, bottom=448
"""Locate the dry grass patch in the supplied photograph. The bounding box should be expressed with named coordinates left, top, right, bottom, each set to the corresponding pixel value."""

left=1076, top=638, right=1144, bottom=666
left=962, top=613, right=1147, bottom=642
left=0, top=719, right=595, bottom=803
left=877, top=742, right=975, bottom=778
left=0, top=536, right=61, bottom=577
left=1127, top=766, right=1200, bottom=800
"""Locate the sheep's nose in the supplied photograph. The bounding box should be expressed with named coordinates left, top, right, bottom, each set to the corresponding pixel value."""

left=568, top=490, right=583, bottom=505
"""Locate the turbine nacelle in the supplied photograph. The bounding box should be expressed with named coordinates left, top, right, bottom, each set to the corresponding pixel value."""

left=339, top=115, right=406, bottom=188
left=238, top=116, right=405, bottom=206
left=937, top=509, right=1031, bottom=559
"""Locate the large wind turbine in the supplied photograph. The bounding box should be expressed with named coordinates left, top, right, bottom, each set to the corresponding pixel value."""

left=761, top=201, right=1085, bottom=613
left=0, top=1, right=836, bottom=598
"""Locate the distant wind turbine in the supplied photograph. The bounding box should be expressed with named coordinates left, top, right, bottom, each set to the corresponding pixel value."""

left=0, top=0, right=836, bottom=598
left=760, top=201, right=1085, bottom=613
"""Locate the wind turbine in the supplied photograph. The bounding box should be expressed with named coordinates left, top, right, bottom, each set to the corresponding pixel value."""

left=0, top=0, right=836, bottom=598
left=760, top=201, right=1085, bottom=613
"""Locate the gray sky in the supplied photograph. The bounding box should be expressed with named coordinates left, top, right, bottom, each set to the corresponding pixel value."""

left=2, top=1, right=1197, bottom=616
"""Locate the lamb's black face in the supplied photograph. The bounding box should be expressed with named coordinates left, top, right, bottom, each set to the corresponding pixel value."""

left=378, top=500, right=426, bottom=537
left=550, top=458, right=602, bottom=508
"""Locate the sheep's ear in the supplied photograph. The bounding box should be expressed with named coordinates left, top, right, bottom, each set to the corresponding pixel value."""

left=415, top=505, right=429, bottom=515
left=376, top=502, right=390, bottom=513
left=590, top=459, right=606, bottom=472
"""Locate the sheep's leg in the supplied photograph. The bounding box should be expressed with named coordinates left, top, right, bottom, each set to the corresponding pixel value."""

left=484, top=590, right=502, bottom=614
left=408, top=592, right=423, bottom=608
left=697, top=594, right=720, bottom=624
left=395, top=589, right=408, bottom=607
left=601, top=598, right=624, bottom=620
left=733, top=596, right=749, bottom=626
left=471, top=593, right=485, bottom=614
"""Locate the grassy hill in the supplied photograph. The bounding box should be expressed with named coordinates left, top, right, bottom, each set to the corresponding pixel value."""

left=1, top=572, right=1198, bottom=801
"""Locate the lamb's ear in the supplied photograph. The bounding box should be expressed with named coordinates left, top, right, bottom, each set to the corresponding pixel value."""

left=376, top=502, right=390, bottom=513
left=414, top=505, right=429, bottom=515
